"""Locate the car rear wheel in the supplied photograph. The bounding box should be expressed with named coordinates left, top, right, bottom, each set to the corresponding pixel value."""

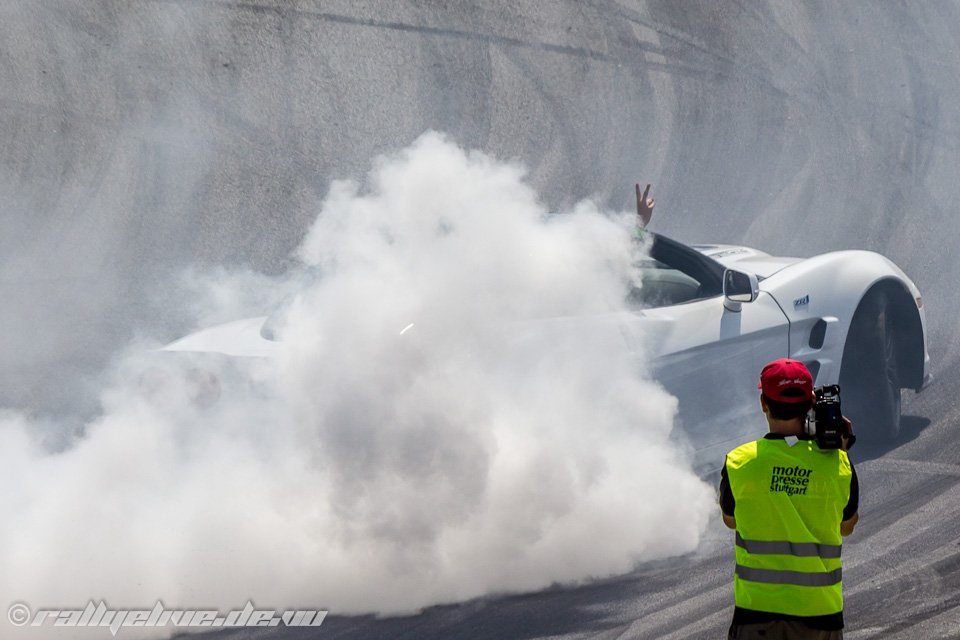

left=840, top=292, right=902, bottom=442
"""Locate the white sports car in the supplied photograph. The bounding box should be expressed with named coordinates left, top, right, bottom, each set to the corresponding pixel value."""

left=624, top=234, right=930, bottom=462
left=164, top=232, right=931, bottom=464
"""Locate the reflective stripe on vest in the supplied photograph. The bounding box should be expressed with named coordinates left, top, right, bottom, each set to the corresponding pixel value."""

left=736, top=532, right=842, bottom=559
left=735, top=564, right=843, bottom=587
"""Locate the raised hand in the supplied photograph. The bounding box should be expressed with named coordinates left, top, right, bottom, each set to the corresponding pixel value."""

left=636, top=183, right=655, bottom=228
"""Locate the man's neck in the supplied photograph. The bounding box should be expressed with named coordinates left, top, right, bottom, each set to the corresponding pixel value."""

left=767, top=420, right=805, bottom=437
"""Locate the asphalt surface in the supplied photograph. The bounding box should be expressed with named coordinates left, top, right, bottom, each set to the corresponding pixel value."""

left=4, top=1, right=960, bottom=638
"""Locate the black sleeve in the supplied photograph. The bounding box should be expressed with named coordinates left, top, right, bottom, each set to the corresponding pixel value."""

left=718, top=464, right=735, bottom=516
left=842, top=464, right=859, bottom=521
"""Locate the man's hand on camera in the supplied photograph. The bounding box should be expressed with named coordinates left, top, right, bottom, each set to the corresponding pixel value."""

left=841, top=416, right=856, bottom=451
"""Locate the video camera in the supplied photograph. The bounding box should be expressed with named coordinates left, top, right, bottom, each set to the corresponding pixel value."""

left=805, top=385, right=855, bottom=450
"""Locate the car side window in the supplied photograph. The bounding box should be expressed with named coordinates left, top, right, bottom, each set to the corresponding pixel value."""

left=627, top=235, right=725, bottom=308
left=628, top=258, right=703, bottom=307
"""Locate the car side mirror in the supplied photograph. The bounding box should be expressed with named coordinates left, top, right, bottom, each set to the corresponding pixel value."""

left=723, top=269, right=759, bottom=311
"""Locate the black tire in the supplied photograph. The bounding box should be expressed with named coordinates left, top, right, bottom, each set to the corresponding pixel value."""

left=839, top=293, right=902, bottom=442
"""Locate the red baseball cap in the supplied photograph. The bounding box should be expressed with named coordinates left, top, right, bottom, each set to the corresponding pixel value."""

left=758, top=359, right=814, bottom=403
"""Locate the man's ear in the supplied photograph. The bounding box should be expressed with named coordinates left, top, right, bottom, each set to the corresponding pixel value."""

left=759, top=394, right=769, bottom=414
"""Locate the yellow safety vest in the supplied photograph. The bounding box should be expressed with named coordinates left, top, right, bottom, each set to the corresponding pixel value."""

left=726, top=438, right=852, bottom=616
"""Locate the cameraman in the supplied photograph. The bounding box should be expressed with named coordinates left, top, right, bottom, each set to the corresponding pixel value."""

left=718, top=359, right=859, bottom=640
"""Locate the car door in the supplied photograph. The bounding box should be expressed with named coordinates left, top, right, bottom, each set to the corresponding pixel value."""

left=621, top=236, right=791, bottom=466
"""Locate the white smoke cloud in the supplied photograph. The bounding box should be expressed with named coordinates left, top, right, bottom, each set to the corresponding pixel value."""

left=1, top=133, right=713, bottom=638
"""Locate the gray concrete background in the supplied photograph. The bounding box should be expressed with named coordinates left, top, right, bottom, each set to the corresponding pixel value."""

left=3, top=2, right=960, bottom=637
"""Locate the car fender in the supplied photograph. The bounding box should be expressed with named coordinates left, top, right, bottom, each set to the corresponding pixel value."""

left=759, top=250, right=928, bottom=387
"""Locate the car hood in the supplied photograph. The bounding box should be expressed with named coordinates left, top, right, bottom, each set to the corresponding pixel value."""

left=692, top=244, right=803, bottom=278
left=162, top=316, right=277, bottom=357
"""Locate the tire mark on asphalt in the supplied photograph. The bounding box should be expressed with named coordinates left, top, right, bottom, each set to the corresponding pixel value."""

left=843, top=473, right=960, bottom=637
left=152, top=0, right=655, bottom=61
left=146, top=0, right=778, bottom=95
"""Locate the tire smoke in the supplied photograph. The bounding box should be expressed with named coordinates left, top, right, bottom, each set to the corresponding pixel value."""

left=1, top=133, right=713, bottom=636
